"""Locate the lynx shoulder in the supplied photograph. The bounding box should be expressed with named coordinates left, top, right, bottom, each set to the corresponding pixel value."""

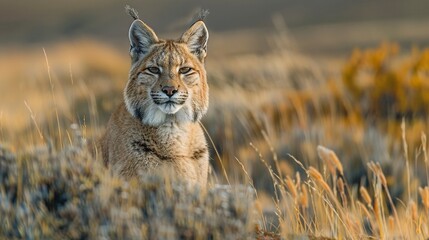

left=100, top=14, right=210, bottom=186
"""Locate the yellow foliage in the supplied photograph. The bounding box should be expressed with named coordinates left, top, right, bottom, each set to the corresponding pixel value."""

left=342, top=43, right=429, bottom=117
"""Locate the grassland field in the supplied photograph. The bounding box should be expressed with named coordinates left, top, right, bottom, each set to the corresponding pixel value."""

left=2, top=2, right=429, bottom=238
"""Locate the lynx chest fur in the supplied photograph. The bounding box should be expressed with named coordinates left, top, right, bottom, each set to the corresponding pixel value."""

left=100, top=15, right=210, bottom=186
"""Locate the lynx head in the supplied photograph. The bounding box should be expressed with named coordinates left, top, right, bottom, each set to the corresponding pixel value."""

left=124, top=18, right=209, bottom=126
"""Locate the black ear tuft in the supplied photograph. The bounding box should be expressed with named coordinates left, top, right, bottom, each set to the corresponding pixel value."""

left=125, top=5, right=139, bottom=20
left=129, top=20, right=158, bottom=63
left=181, top=21, right=209, bottom=62
left=191, top=9, right=209, bottom=23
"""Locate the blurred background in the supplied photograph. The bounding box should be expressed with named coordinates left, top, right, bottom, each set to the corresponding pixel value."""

left=2, top=0, right=429, bottom=197
left=3, top=0, right=429, bottom=56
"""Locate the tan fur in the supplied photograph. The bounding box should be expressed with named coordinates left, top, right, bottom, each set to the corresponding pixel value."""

left=100, top=18, right=210, bottom=186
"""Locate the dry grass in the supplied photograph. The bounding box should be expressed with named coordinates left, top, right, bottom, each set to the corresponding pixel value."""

left=2, top=38, right=429, bottom=239
left=0, top=135, right=254, bottom=239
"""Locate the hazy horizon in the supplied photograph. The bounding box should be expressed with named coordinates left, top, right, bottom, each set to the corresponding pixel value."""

left=2, top=0, right=429, bottom=57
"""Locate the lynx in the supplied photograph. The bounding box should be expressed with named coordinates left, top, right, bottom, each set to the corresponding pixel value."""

left=100, top=13, right=210, bottom=186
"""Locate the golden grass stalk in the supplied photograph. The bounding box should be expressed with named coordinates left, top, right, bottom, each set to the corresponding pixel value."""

left=308, top=166, right=323, bottom=182
left=317, top=145, right=344, bottom=176
left=344, top=213, right=361, bottom=237
left=278, top=161, right=292, bottom=178
left=379, top=168, right=402, bottom=236
left=337, top=178, right=347, bottom=207
left=368, top=161, right=404, bottom=237
left=356, top=201, right=371, bottom=219
left=299, top=184, right=309, bottom=208
left=234, top=157, right=259, bottom=200
left=337, top=177, right=344, bottom=194
left=295, top=171, right=301, bottom=189
left=388, top=215, right=395, bottom=232
left=419, top=186, right=429, bottom=210
left=24, top=101, right=44, bottom=141
left=359, top=186, right=372, bottom=206
left=401, top=119, right=411, bottom=201
left=262, top=131, right=282, bottom=180
left=307, top=167, right=333, bottom=196
left=367, top=162, right=387, bottom=187
left=422, top=132, right=429, bottom=185
left=43, top=48, right=63, bottom=150
left=199, top=122, right=230, bottom=185
left=249, top=142, right=285, bottom=227
left=373, top=197, right=385, bottom=239
left=408, top=200, right=418, bottom=222
left=377, top=168, right=388, bottom=188
left=285, top=176, right=298, bottom=199
left=285, top=176, right=297, bottom=199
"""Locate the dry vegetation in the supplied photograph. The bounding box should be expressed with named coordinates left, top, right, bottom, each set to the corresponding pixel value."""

left=1, top=38, right=429, bottom=239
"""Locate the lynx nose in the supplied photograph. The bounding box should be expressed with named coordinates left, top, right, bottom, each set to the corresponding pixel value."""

left=162, top=86, right=178, bottom=97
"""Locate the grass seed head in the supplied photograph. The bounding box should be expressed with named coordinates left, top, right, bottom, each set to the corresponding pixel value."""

left=373, top=198, right=384, bottom=239
left=308, top=167, right=332, bottom=194
left=356, top=201, right=371, bottom=218
left=375, top=163, right=388, bottom=187
left=408, top=200, right=418, bottom=221
left=317, top=145, right=344, bottom=176
left=388, top=215, right=395, bottom=232
left=285, top=176, right=297, bottom=199
left=308, top=166, right=323, bottom=181
left=337, top=177, right=345, bottom=194
left=419, top=186, right=429, bottom=210
left=295, top=171, right=301, bottom=188
left=360, top=186, right=372, bottom=205
left=299, top=184, right=309, bottom=208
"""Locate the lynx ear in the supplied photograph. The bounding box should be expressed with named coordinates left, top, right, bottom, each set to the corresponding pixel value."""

left=181, top=21, right=209, bottom=62
left=129, top=19, right=158, bottom=63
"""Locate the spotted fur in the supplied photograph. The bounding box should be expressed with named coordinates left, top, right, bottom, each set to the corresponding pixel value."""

left=100, top=18, right=209, bottom=186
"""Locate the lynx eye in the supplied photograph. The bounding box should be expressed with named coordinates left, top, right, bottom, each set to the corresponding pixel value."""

left=146, top=67, right=161, bottom=74
left=136, top=72, right=153, bottom=84
left=179, top=67, right=192, bottom=74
